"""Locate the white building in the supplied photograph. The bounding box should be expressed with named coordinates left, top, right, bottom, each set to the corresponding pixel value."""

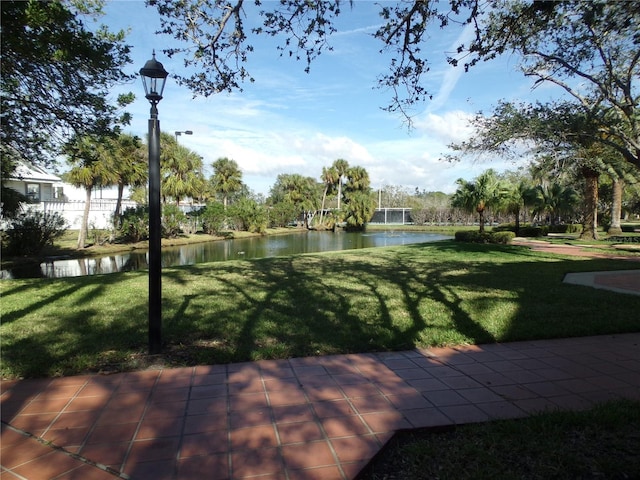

left=4, top=161, right=136, bottom=229
left=4, top=161, right=63, bottom=203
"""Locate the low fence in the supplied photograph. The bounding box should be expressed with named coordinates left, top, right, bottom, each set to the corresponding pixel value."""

left=33, top=200, right=138, bottom=230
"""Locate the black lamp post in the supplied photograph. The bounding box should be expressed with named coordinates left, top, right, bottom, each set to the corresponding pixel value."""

left=174, top=130, right=193, bottom=141
left=139, top=51, right=168, bottom=355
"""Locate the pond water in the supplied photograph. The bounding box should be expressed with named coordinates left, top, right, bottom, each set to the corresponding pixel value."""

left=2, top=231, right=451, bottom=279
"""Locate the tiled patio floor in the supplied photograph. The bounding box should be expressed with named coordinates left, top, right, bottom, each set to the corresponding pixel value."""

left=3, top=333, right=640, bottom=479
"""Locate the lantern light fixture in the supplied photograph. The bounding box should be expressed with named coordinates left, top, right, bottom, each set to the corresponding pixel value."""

left=139, top=50, right=168, bottom=105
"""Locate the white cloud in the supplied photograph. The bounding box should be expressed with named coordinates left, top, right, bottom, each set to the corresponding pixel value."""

left=298, top=133, right=375, bottom=164
left=413, top=110, right=475, bottom=144
left=132, top=87, right=515, bottom=197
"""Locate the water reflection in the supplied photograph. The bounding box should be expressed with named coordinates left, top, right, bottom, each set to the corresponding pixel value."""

left=2, top=231, right=451, bottom=279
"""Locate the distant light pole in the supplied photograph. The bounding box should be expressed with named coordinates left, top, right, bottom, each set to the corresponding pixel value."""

left=378, top=181, right=385, bottom=209
left=139, top=51, right=168, bottom=355
left=174, top=130, right=193, bottom=142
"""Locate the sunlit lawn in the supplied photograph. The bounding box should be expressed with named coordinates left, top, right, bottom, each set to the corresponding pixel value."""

left=1, top=240, right=639, bottom=379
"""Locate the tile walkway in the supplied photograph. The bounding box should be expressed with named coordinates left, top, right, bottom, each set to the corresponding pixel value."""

left=3, top=332, right=640, bottom=480
left=512, top=237, right=640, bottom=264
left=514, top=237, right=640, bottom=296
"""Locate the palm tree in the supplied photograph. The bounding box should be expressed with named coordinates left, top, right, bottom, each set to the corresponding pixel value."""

left=580, top=164, right=600, bottom=240
left=343, top=190, right=376, bottom=230
left=451, top=169, right=500, bottom=233
left=531, top=143, right=629, bottom=239
left=599, top=149, right=638, bottom=236
left=332, top=158, right=349, bottom=210
left=500, top=179, right=536, bottom=235
left=161, top=133, right=206, bottom=205
left=319, top=166, right=338, bottom=226
left=345, top=166, right=371, bottom=192
left=211, top=157, right=243, bottom=209
left=102, top=133, right=146, bottom=224
left=533, top=183, right=580, bottom=225
left=269, top=173, right=318, bottom=227
left=65, top=135, right=117, bottom=248
left=342, top=165, right=374, bottom=230
left=288, top=174, right=318, bottom=228
left=164, top=148, right=205, bottom=205
left=609, top=178, right=624, bottom=235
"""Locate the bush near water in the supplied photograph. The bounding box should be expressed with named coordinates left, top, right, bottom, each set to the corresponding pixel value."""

left=454, top=230, right=515, bottom=244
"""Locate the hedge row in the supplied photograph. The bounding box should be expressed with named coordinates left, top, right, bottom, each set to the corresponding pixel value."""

left=493, top=223, right=583, bottom=237
left=454, top=231, right=515, bottom=244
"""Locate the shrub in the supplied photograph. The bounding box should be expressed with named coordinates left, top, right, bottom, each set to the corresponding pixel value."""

left=518, top=226, right=545, bottom=237
left=410, top=209, right=428, bottom=226
left=492, top=231, right=516, bottom=244
left=3, top=209, right=67, bottom=256
left=201, top=203, right=227, bottom=235
left=162, top=204, right=186, bottom=238
left=455, top=231, right=490, bottom=243
left=492, top=223, right=516, bottom=233
left=228, top=198, right=267, bottom=233
left=454, top=230, right=514, bottom=244
left=118, top=206, right=149, bottom=242
left=268, top=201, right=298, bottom=228
left=548, top=224, right=582, bottom=234
left=314, top=211, right=336, bottom=230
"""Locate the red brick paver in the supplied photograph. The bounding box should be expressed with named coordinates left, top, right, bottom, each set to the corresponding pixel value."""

left=2, top=333, right=640, bottom=479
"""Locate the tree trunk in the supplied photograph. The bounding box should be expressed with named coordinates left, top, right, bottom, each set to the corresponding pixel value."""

left=115, top=183, right=124, bottom=218
left=607, top=178, right=624, bottom=236
left=478, top=208, right=485, bottom=233
left=78, top=186, right=92, bottom=248
left=319, top=186, right=328, bottom=226
left=580, top=167, right=599, bottom=240
left=113, top=183, right=125, bottom=231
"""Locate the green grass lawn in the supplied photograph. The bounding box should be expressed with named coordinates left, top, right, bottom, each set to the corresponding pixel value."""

left=361, top=399, right=640, bottom=480
left=1, top=240, right=639, bottom=379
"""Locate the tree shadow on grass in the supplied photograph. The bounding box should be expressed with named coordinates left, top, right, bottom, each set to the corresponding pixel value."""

left=159, top=242, right=640, bottom=368
left=1, top=273, right=150, bottom=379
left=3, top=242, right=639, bottom=379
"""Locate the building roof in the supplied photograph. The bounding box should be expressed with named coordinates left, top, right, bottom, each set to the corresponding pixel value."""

left=9, top=161, right=62, bottom=183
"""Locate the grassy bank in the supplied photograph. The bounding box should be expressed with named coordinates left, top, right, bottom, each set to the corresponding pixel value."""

left=361, top=399, right=640, bottom=480
left=2, top=240, right=639, bottom=379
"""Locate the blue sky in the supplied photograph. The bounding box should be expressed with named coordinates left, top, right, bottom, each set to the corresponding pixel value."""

left=98, top=1, right=558, bottom=196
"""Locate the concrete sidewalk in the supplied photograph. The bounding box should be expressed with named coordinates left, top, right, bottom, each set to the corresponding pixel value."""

left=564, top=270, right=640, bottom=296
left=3, top=333, right=640, bottom=480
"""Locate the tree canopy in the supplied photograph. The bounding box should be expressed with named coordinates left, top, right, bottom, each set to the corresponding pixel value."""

left=446, top=1, right=639, bottom=169
left=5, top=1, right=637, bottom=169
left=148, top=1, right=638, bottom=131
left=451, top=169, right=501, bottom=232
left=211, top=157, right=244, bottom=209
left=0, top=0, right=134, bottom=166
